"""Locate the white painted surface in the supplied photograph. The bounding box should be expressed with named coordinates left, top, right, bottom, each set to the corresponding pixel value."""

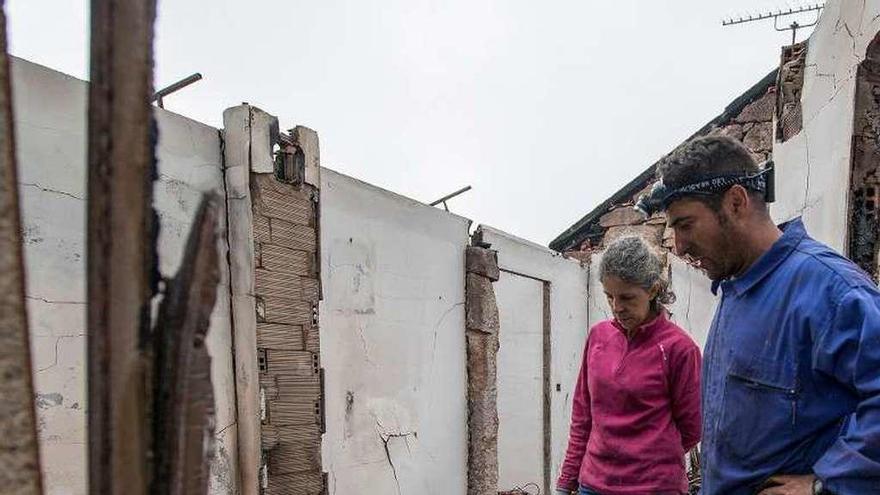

left=154, top=109, right=240, bottom=495
left=320, top=169, right=471, bottom=495
left=12, top=57, right=239, bottom=495
left=495, top=271, right=544, bottom=490
left=477, top=226, right=590, bottom=491
left=221, top=105, right=263, bottom=495
left=14, top=57, right=88, bottom=495
left=772, top=0, right=880, bottom=251
left=666, top=257, right=716, bottom=349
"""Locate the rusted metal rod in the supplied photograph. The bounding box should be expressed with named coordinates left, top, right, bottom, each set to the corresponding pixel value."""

left=153, top=73, right=202, bottom=108
left=430, top=185, right=472, bottom=211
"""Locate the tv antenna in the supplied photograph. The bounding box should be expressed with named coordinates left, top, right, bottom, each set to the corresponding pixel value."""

left=722, top=3, right=825, bottom=45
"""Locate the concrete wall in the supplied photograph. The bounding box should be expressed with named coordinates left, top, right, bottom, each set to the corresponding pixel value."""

left=772, top=0, right=880, bottom=249
left=319, top=169, right=471, bottom=495
left=494, top=271, right=544, bottom=489
left=14, top=56, right=88, bottom=495
left=476, top=226, right=590, bottom=492
left=12, top=57, right=238, bottom=494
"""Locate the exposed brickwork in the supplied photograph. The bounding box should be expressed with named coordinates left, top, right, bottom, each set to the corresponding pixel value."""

left=551, top=71, right=779, bottom=255
left=587, top=85, right=776, bottom=254
left=252, top=133, right=323, bottom=493
left=849, top=35, right=880, bottom=282
left=777, top=42, right=808, bottom=143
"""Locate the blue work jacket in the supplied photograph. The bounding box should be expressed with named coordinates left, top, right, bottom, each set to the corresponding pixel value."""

left=701, top=218, right=880, bottom=494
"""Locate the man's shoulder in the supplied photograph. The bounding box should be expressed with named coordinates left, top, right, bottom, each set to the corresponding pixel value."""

left=786, top=235, right=877, bottom=299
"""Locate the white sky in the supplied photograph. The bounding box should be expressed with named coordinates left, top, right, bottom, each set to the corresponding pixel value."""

left=7, top=1, right=819, bottom=245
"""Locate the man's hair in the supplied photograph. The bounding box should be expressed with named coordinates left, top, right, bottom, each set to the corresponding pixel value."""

left=656, top=135, right=765, bottom=211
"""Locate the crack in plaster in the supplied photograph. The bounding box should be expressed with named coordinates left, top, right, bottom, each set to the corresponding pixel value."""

left=380, top=434, right=402, bottom=495
left=858, top=0, right=868, bottom=35
left=355, top=323, right=375, bottom=367
left=429, top=301, right=464, bottom=383
left=26, top=296, right=85, bottom=305
left=684, top=269, right=693, bottom=332
left=37, top=334, right=85, bottom=373
left=802, top=67, right=860, bottom=129
left=216, top=421, right=236, bottom=437
left=845, top=22, right=858, bottom=56
left=375, top=425, right=417, bottom=495
left=803, top=133, right=813, bottom=210
left=19, top=182, right=83, bottom=201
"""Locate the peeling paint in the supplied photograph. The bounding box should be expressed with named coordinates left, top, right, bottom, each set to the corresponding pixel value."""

left=35, top=393, right=64, bottom=409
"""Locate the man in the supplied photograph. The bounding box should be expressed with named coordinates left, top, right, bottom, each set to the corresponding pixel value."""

left=641, top=135, right=880, bottom=494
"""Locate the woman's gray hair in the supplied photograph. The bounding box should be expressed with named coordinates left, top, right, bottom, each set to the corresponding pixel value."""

left=599, top=235, right=675, bottom=310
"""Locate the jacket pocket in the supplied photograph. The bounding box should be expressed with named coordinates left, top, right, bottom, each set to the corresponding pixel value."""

left=719, top=355, right=799, bottom=468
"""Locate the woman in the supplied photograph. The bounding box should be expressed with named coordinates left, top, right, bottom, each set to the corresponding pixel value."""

left=556, top=236, right=702, bottom=495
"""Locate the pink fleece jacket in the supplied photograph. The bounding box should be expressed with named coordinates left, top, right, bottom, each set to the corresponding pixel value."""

left=556, top=312, right=702, bottom=494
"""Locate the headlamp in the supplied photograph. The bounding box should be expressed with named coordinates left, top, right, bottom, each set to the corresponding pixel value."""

left=634, top=160, right=775, bottom=217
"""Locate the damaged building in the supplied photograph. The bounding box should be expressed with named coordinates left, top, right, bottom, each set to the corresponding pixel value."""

left=10, top=1, right=880, bottom=494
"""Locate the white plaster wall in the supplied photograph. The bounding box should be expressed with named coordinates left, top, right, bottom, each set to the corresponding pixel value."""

left=14, top=56, right=88, bottom=495
left=12, top=57, right=238, bottom=495
left=477, top=226, right=590, bottom=491
left=494, top=271, right=544, bottom=490
left=772, top=0, right=880, bottom=250
left=320, top=169, right=471, bottom=495
left=666, top=257, right=716, bottom=349
left=153, top=110, right=240, bottom=495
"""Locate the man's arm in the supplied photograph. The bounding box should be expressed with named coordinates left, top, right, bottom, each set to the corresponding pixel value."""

left=811, top=287, right=880, bottom=494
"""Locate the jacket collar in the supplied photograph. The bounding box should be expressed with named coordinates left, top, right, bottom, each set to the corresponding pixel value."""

left=711, top=217, right=807, bottom=296
left=611, top=309, right=668, bottom=341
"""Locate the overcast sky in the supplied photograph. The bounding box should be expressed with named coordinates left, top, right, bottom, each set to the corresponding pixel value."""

left=7, top=1, right=819, bottom=245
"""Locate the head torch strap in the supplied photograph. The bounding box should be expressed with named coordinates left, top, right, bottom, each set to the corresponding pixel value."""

left=634, top=162, right=775, bottom=217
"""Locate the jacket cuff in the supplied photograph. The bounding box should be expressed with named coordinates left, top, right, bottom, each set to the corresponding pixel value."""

left=556, top=476, right=578, bottom=492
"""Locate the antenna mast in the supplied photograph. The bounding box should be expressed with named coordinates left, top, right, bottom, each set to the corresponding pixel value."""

left=722, top=3, right=825, bottom=45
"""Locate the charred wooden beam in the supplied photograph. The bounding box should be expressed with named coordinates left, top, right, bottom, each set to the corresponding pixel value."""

left=152, top=196, right=221, bottom=495
left=86, top=0, right=158, bottom=493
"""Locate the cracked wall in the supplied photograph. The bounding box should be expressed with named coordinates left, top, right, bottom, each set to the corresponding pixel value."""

left=319, top=169, right=470, bottom=495
left=13, top=57, right=239, bottom=495
left=772, top=0, right=880, bottom=253
left=849, top=31, right=880, bottom=281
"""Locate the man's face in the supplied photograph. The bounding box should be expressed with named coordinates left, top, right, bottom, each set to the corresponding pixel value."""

left=666, top=197, right=737, bottom=281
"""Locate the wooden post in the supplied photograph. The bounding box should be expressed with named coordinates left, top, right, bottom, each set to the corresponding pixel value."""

left=86, top=0, right=157, bottom=493
left=0, top=0, right=44, bottom=492
left=152, top=196, right=222, bottom=495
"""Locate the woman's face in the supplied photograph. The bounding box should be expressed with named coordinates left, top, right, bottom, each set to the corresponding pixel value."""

left=602, top=275, right=657, bottom=331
